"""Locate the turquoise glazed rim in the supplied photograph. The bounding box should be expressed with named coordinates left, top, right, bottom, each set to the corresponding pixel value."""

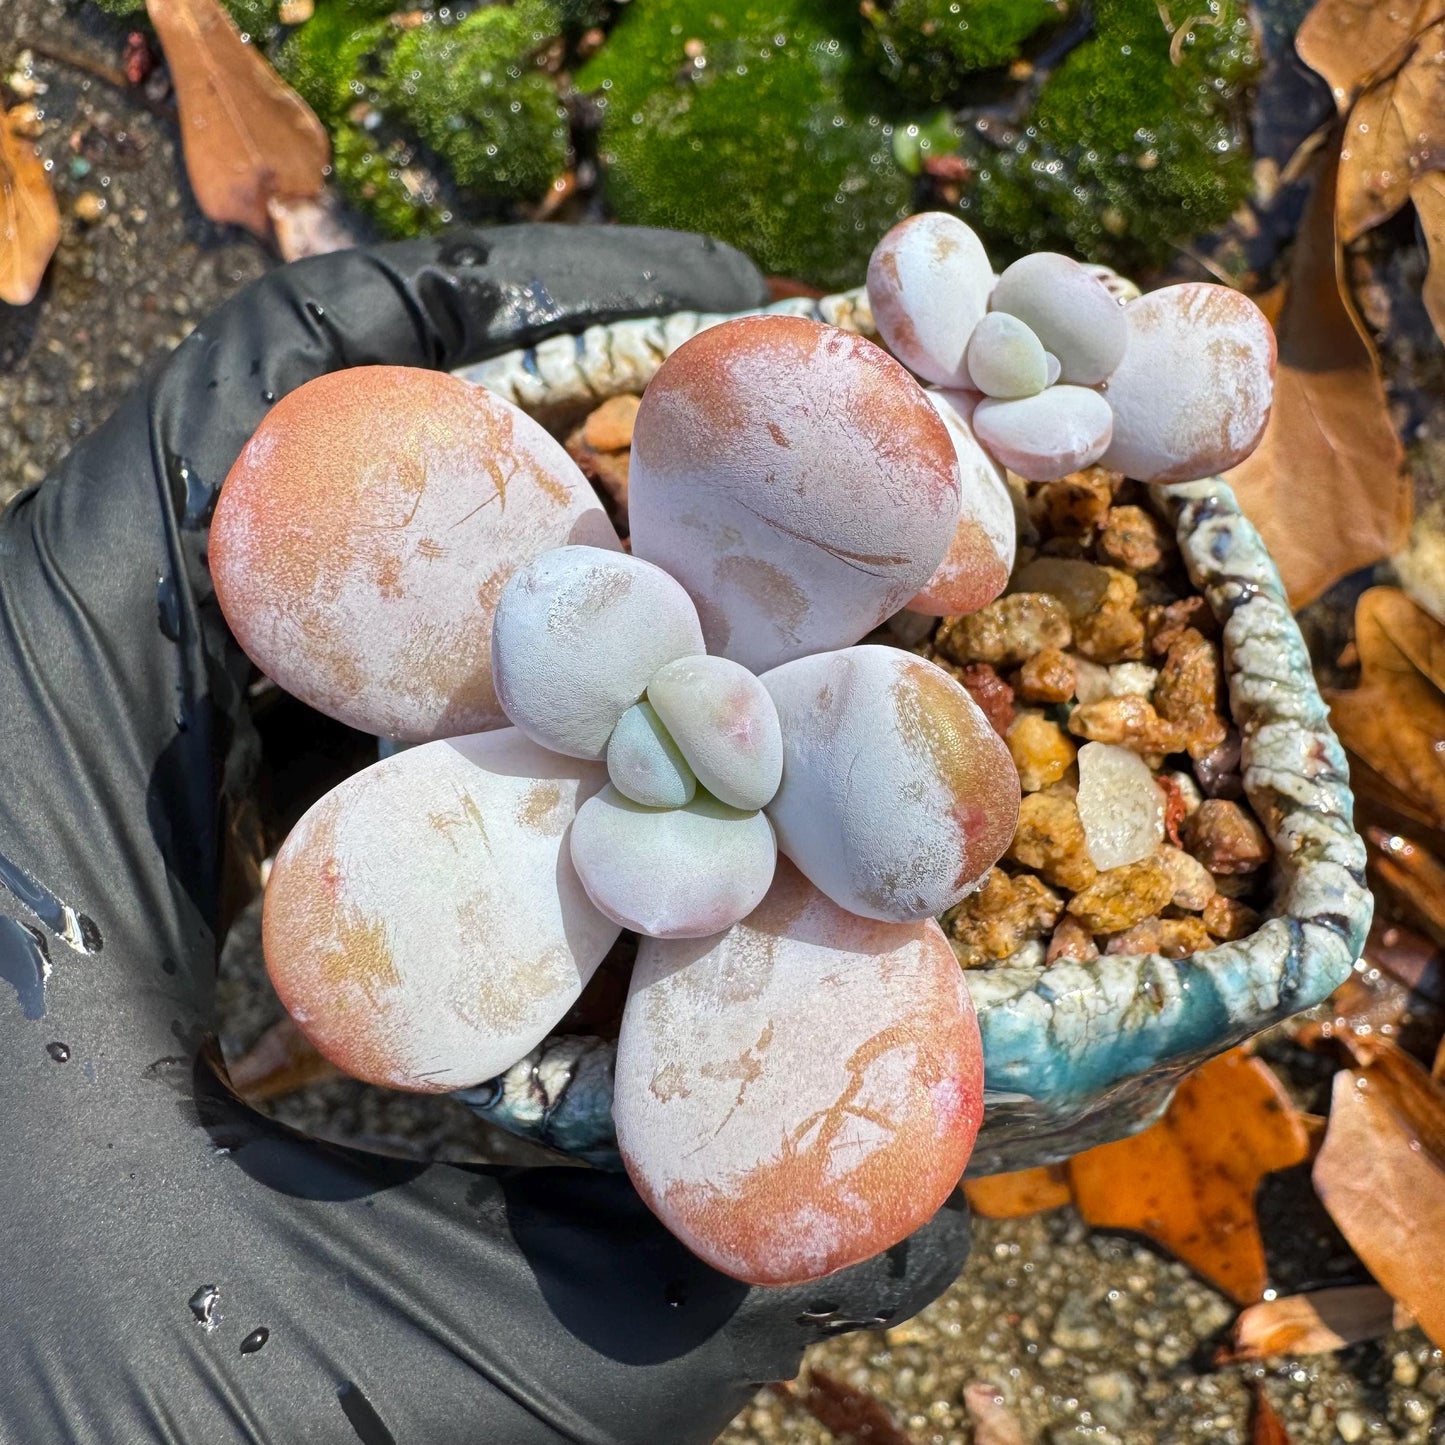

left=452, top=288, right=1373, bottom=1176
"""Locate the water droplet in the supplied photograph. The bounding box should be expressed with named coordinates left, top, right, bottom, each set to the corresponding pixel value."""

left=45, top=1041, right=70, bottom=1062
left=305, top=301, right=326, bottom=323
left=173, top=456, right=218, bottom=531
left=0, top=849, right=103, bottom=954
left=188, top=1284, right=222, bottom=1332
left=261, top=390, right=277, bottom=405
left=240, top=1326, right=270, bottom=1354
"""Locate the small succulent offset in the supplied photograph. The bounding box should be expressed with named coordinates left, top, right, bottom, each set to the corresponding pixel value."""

left=210, top=220, right=1275, bottom=1287
left=866, top=211, right=1277, bottom=486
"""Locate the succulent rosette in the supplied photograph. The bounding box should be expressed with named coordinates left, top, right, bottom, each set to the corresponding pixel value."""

left=211, top=217, right=1276, bottom=1288
left=866, top=212, right=1277, bottom=486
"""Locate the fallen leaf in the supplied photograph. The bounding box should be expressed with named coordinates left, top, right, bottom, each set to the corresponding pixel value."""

left=1068, top=1050, right=1311, bottom=1304
left=225, top=1013, right=339, bottom=1101
left=1413, top=170, right=1445, bottom=342
left=1227, top=1285, right=1399, bottom=1360
left=1365, top=920, right=1445, bottom=1004
left=1297, top=0, right=1445, bottom=108
left=1224, top=153, right=1409, bottom=607
left=1434, top=1031, right=1445, bottom=1083
left=1251, top=1382, right=1293, bottom=1445
left=0, top=102, right=61, bottom=306
left=146, top=0, right=329, bottom=242
left=964, top=1165, right=1072, bottom=1219
left=1329, top=590, right=1445, bottom=826
left=792, top=1370, right=916, bottom=1444
left=1337, top=19, right=1445, bottom=243
left=1312, top=1034, right=1445, bottom=1347
left=962, top=1383, right=1026, bottom=1445
left=1366, top=828, right=1445, bottom=943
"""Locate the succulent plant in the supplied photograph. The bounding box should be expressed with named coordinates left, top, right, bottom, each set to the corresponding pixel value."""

left=214, top=222, right=1276, bottom=1282
left=213, top=313, right=1026, bottom=1284
left=866, top=211, right=1276, bottom=484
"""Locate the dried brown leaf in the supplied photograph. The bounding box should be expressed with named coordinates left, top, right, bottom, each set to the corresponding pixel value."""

left=1228, top=1285, right=1398, bottom=1360
left=1068, top=1050, right=1310, bottom=1303
left=146, top=0, right=329, bottom=241
left=1337, top=20, right=1445, bottom=243
left=1313, top=1035, right=1445, bottom=1347
left=1366, top=828, right=1445, bottom=943
left=1330, top=590, right=1445, bottom=827
left=795, top=1370, right=916, bottom=1444
left=1224, top=154, right=1409, bottom=607
left=1251, top=1382, right=1293, bottom=1445
left=225, top=1013, right=339, bottom=1101
left=963, top=1384, right=1026, bottom=1445
left=1413, top=170, right=1445, bottom=343
left=1297, top=0, right=1445, bottom=107
left=0, top=103, right=61, bottom=306
left=963, top=1165, right=1072, bottom=1219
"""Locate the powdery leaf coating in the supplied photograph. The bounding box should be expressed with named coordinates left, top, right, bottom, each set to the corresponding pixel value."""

left=570, top=785, right=777, bottom=939
left=910, top=389, right=1017, bottom=617
left=647, top=655, right=783, bottom=812
left=866, top=211, right=994, bottom=388
left=973, top=386, right=1114, bottom=483
left=262, top=729, right=619, bottom=1092
left=211, top=366, right=617, bottom=742
left=965, top=312, right=1049, bottom=399
left=614, top=860, right=984, bottom=1285
left=606, top=700, right=697, bottom=808
left=628, top=314, right=961, bottom=673
left=491, top=545, right=706, bottom=760
left=1076, top=741, right=1166, bottom=870
left=1102, top=283, right=1277, bottom=484
left=761, top=646, right=1019, bottom=922
left=990, top=252, right=1128, bottom=386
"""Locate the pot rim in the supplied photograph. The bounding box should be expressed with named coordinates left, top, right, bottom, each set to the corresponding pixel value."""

left=454, top=286, right=1372, bottom=1175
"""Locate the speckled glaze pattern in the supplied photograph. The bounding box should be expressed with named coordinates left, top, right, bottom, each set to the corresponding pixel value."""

left=455, top=289, right=1371, bottom=1176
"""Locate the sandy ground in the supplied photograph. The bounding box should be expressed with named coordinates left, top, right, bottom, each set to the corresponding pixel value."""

left=3, top=2, right=1443, bottom=1439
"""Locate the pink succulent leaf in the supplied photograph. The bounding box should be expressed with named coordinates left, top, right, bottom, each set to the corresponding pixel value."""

left=866, top=211, right=994, bottom=389
left=989, top=252, right=1128, bottom=386
left=646, top=654, right=783, bottom=812
left=910, top=388, right=1017, bottom=617
left=760, top=646, right=1020, bottom=923
left=262, top=729, right=619, bottom=1093
left=570, top=785, right=777, bottom=939
left=211, top=366, right=618, bottom=743
left=491, top=545, right=706, bottom=761
left=613, top=858, right=985, bottom=1287
left=972, top=385, right=1114, bottom=483
left=626, top=314, right=961, bottom=674
left=1100, top=283, right=1277, bottom=484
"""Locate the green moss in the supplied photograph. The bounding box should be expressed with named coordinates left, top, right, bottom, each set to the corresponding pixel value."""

left=274, top=1, right=391, bottom=124
left=330, top=122, right=450, bottom=238
left=863, top=0, right=1064, bottom=103
left=957, top=0, right=1256, bottom=270
left=578, top=0, right=912, bottom=291
left=91, top=0, right=145, bottom=15
left=219, top=0, right=281, bottom=39
left=383, top=0, right=570, bottom=203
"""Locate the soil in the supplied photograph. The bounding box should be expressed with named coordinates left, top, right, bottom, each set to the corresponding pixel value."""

left=2, top=4, right=1442, bottom=1441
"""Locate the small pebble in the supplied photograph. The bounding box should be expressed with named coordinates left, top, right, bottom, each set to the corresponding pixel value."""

left=1016, top=645, right=1076, bottom=705
left=936, top=593, right=1072, bottom=669
left=1069, top=695, right=1187, bottom=759
left=1183, top=800, right=1271, bottom=874
left=1030, top=469, right=1115, bottom=538
left=1108, top=662, right=1158, bottom=699
left=581, top=393, right=641, bottom=453
left=1202, top=892, right=1260, bottom=941
left=1007, top=713, right=1077, bottom=792
left=1336, top=1409, right=1364, bottom=1442
left=1098, top=504, right=1169, bottom=572
left=1046, top=914, right=1099, bottom=964
left=1067, top=858, right=1175, bottom=933
left=1077, top=742, right=1165, bottom=869
left=1009, top=789, right=1099, bottom=892
left=956, top=661, right=1016, bottom=737
left=946, top=869, right=1063, bottom=967
left=1157, top=845, right=1215, bottom=910
left=73, top=192, right=105, bottom=224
